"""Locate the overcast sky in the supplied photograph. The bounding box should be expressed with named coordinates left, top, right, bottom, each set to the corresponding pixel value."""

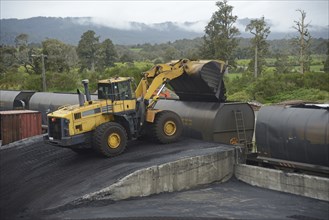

left=1, top=0, right=328, bottom=32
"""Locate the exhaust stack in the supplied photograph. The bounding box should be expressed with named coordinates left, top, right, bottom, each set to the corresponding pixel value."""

left=77, top=89, right=85, bottom=107
left=82, top=79, right=91, bottom=102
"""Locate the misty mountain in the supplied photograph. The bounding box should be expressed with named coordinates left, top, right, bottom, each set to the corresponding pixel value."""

left=0, top=17, right=203, bottom=45
left=0, top=17, right=328, bottom=46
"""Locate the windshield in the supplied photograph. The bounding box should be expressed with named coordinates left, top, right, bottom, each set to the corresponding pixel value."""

left=98, top=81, right=133, bottom=100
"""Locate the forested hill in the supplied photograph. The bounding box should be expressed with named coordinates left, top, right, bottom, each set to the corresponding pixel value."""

left=1, top=17, right=203, bottom=45
left=1, top=17, right=328, bottom=46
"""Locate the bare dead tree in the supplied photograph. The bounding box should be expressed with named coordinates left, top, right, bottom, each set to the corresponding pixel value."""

left=292, top=9, right=311, bottom=74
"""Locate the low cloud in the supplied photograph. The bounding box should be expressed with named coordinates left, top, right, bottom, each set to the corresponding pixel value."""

left=71, top=17, right=143, bottom=31
left=176, top=21, right=208, bottom=33
left=91, top=17, right=142, bottom=31
left=72, top=16, right=328, bottom=39
left=73, top=16, right=207, bottom=33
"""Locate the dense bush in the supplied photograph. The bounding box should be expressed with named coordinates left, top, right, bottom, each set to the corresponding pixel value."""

left=46, top=70, right=80, bottom=92
left=304, top=72, right=329, bottom=91
left=268, top=88, right=329, bottom=103
left=23, top=74, right=42, bottom=91
left=225, top=71, right=329, bottom=103
left=0, top=62, right=153, bottom=93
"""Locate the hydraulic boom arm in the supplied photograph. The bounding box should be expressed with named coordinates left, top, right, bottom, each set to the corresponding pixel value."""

left=136, top=59, right=215, bottom=107
left=135, top=59, right=226, bottom=108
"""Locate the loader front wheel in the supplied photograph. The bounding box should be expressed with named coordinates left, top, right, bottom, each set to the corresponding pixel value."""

left=153, top=111, right=183, bottom=144
left=93, top=122, right=127, bottom=157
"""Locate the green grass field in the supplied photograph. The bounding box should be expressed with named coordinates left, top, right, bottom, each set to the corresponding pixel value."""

left=114, top=61, right=153, bottom=69
left=233, top=56, right=326, bottom=74
left=129, top=48, right=142, bottom=52
left=225, top=73, right=242, bottom=80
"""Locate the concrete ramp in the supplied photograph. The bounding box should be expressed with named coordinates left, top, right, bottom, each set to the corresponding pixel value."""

left=78, top=148, right=233, bottom=202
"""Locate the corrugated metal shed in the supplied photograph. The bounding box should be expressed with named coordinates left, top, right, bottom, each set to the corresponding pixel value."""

left=0, top=110, right=42, bottom=145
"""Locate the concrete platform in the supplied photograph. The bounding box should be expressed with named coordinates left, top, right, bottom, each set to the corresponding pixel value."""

left=236, top=164, right=329, bottom=201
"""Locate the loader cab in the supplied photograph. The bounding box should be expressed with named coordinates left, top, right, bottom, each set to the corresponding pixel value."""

left=98, top=77, right=135, bottom=101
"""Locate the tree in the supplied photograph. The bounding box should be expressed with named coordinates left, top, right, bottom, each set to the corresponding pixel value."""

left=201, top=0, right=240, bottom=67
left=324, top=41, right=329, bottom=73
left=12, top=33, right=40, bottom=74
left=163, top=46, right=180, bottom=62
left=119, top=52, right=134, bottom=63
left=77, top=30, right=100, bottom=71
left=0, top=46, right=17, bottom=74
left=96, top=38, right=117, bottom=70
left=42, top=39, right=78, bottom=72
left=245, top=17, right=271, bottom=77
left=274, top=53, right=291, bottom=74
left=292, top=9, right=311, bottom=74
left=14, top=33, right=28, bottom=48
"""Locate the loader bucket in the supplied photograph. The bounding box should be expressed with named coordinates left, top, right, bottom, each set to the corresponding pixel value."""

left=169, top=61, right=226, bottom=102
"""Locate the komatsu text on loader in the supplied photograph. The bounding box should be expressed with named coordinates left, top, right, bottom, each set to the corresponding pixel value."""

left=44, top=59, right=226, bottom=157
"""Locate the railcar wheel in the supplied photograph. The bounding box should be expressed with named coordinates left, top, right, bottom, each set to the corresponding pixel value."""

left=153, top=111, right=183, bottom=144
left=93, top=122, right=127, bottom=157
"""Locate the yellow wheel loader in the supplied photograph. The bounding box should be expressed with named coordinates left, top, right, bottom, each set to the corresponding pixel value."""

left=44, top=59, right=226, bottom=157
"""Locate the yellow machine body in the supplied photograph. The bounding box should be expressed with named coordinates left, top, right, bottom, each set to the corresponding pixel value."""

left=48, top=99, right=136, bottom=137
left=45, top=59, right=226, bottom=156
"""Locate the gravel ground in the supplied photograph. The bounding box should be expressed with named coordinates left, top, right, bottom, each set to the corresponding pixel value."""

left=47, top=178, right=329, bottom=220
left=1, top=136, right=328, bottom=220
left=0, top=137, right=224, bottom=219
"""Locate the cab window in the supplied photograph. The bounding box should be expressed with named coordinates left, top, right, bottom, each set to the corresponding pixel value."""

left=98, top=81, right=133, bottom=100
left=117, top=81, right=132, bottom=100
left=98, top=83, right=117, bottom=100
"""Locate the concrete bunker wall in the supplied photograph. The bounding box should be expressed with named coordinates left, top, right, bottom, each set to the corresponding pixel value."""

left=79, top=149, right=234, bottom=202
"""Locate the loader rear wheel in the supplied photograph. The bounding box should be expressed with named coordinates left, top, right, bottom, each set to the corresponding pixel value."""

left=153, top=111, right=183, bottom=144
left=93, top=122, right=127, bottom=157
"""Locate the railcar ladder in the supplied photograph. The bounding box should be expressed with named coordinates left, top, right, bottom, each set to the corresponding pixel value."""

left=234, top=110, right=247, bottom=147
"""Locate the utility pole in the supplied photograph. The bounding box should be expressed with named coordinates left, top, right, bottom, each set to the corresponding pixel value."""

left=254, top=44, right=258, bottom=78
left=32, top=54, right=47, bottom=91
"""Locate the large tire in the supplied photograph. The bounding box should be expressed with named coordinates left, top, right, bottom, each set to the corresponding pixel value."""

left=93, top=122, right=128, bottom=157
left=153, top=110, right=183, bottom=144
